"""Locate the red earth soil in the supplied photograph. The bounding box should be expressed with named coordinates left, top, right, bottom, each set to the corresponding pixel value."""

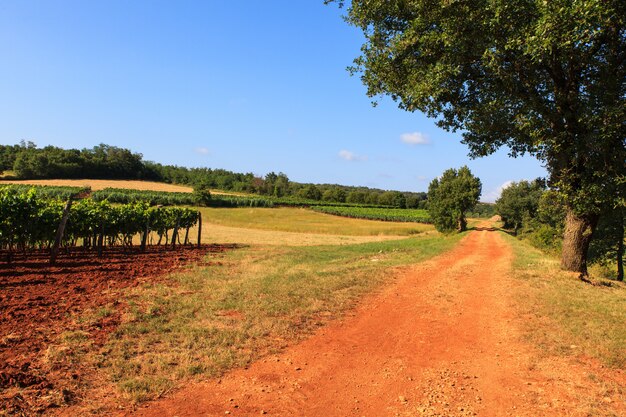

left=0, top=244, right=233, bottom=416
left=123, top=229, right=625, bottom=417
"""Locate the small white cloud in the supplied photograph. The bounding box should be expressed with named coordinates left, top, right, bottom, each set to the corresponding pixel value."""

left=339, top=150, right=367, bottom=162
left=194, top=147, right=210, bottom=155
left=483, top=180, right=514, bottom=203
left=401, top=132, right=430, bottom=145
left=416, top=175, right=428, bottom=182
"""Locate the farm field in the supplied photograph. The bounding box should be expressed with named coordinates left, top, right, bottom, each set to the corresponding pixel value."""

left=1, top=184, right=624, bottom=417
left=0, top=179, right=247, bottom=197
left=0, top=191, right=442, bottom=416
left=311, top=205, right=431, bottom=223
left=196, top=207, right=432, bottom=236
left=0, top=179, right=194, bottom=193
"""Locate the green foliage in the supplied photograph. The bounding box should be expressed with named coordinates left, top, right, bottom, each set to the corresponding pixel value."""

left=495, top=179, right=545, bottom=234
left=310, top=206, right=431, bottom=223
left=466, top=202, right=496, bottom=219
left=9, top=143, right=147, bottom=179
left=0, top=184, right=89, bottom=200
left=297, top=184, right=322, bottom=201
left=322, top=187, right=347, bottom=203
left=1, top=142, right=428, bottom=206
left=589, top=208, right=625, bottom=280
left=192, top=183, right=212, bottom=206
left=91, top=188, right=274, bottom=208
left=333, top=0, right=626, bottom=270
left=428, top=166, right=481, bottom=232
left=0, top=187, right=200, bottom=253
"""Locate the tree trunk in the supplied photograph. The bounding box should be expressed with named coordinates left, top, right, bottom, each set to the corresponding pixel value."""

left=560, top=208, right=598, bottom=275
left=457, top=215, right=467, bottom=232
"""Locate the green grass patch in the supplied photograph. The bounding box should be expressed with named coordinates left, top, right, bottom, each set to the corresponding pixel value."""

left=197, top=207, right=432, bottom=236
left=504, top=233, right=626, bottom=368
left=97, top=232, right=461, bottom=402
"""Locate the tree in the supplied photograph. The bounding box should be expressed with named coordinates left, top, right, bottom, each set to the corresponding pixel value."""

left=298, top=184, right=323, bottom=201
left=428, top=166, right=481, bottom=232
left=589, top=207, right=624, bottom=281
left=322, top=187, right=347, bottom=203
left=329, top=0, right=626, bottom=275
left=495, top=179, right=545, bottom=235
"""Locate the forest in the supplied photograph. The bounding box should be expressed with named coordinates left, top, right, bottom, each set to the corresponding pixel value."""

left=0, top=141, right=427, bottom=207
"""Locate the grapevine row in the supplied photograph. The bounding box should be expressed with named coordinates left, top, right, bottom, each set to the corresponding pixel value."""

left=0, top=187, right=200, bottom=260
left=310, top=206, right=432, bottom=223
left=92, top=187, right=274, bottom=207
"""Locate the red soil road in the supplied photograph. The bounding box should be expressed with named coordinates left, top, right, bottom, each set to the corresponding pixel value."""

left=126, top=229, right=625, bottom=417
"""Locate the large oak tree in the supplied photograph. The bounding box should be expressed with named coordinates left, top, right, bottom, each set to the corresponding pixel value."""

left=328, top=0, right=625, bottom=274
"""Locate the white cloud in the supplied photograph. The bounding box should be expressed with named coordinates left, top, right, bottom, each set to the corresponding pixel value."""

left=483, top=180, right=513, bottom=203
left=400, top=131, right=430, bottom=145
left=416, top=175, right=428, bottom=182
left=339, top=150, right=367, bottom=162
left=194, top=147, right=210, bottom=155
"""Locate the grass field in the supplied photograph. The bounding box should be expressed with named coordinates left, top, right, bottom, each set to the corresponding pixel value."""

left=77, top=232, right=463, bottom=404
left=503, top=233, right=626, bottom=368
left=197, top=207, right=433, bottom=236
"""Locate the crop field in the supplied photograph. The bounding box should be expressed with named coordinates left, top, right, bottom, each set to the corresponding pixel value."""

left=195, top=207, right=433, bottom=236
left=311, top=205, right=432, bottom=223
left=0, top=184, right=443, bottom=415
left=0, top=179, right=246, bottom=197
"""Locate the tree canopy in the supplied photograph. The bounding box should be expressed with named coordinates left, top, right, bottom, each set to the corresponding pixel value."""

left=428, top=166, right=481, bottom=232
left=330, top=0, right=625, bottom=274
left=496, top=179, right=545, bottom=235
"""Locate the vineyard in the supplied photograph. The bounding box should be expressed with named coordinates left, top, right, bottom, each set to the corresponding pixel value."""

left=311, top=206, right=432, bottom=223
left=0, top=186, right=201, bottom=261
left=1, top=183, right=89, bottom=200
left=92, top=187, right=274, bottom=207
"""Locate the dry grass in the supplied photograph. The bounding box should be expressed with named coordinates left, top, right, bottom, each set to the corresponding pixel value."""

left=504, top=233, right=626, bottom=368
left=192, top=223, right=415, bottom=246
left=198, top=207, right=433, bottom=236
left=92, top=232, right=463, bottom=404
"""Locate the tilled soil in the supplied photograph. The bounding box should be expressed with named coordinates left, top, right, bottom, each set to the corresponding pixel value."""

left=0, top=244, right=233, bottom=416
left=124, top=229, right=625, bottom=417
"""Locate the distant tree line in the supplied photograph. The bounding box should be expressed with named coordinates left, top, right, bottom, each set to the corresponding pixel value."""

left=0, top=142, right=427, bottom=207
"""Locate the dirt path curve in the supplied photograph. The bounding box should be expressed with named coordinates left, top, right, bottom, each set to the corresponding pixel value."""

left=126, top=228, right=624, bottom=417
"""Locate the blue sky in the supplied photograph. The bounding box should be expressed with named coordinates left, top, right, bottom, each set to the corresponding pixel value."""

left=0, top=0, right=546, bottom=201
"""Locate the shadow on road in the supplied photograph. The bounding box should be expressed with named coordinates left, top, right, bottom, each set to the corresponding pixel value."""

left=470, top=227, right=516, bottom=237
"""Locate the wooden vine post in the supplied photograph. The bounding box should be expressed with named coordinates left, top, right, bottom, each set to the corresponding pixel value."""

left=140, top=217, right=150, bottom=252
left=171, top=214, right=181, bottom=249
left=197, top=211, right=202, bottom=248
left=50, top=197, right=73, bottom=265
left=97, top=222, right=104, bottom=258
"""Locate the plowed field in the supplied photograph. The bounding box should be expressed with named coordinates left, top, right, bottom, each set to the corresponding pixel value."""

left=0, top=245, right=233, bottom=415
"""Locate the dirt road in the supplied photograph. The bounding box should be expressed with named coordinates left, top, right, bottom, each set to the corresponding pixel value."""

left=125, top=228, right=625, bottom=417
